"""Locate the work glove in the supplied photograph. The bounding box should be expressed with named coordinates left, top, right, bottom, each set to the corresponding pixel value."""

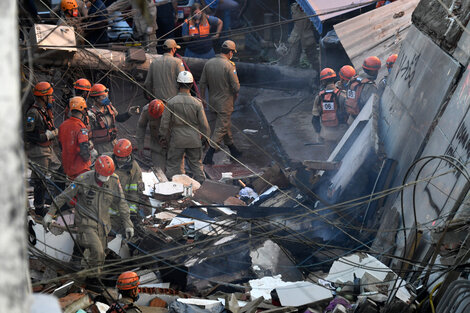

left=128, top=106, right=141, bottom=116
left=125, top=227, right=134, bottom=240
left=42, top=213, right=53, bottom=231
left=45, top=129, right=58, bottom=140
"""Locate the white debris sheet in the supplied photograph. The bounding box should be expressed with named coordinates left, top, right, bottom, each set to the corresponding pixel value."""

left=249, top=275, right=296, bottom=300
left=276, top=282, right=332, bottom=306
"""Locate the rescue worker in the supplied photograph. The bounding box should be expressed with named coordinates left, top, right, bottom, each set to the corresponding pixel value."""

left=182, top=3, right=223, bottom=59
left=24, top=82, right=61, bottom=217
left=159, top=71, right=210, bottom=183
left=107, top=271, right=142, bottom=313
left=136, top=99, right=168, bottom=170
left=58, top=96, right=91, bottom=180
left=53, top=0, right=87, bottom=18
left=107, top=0, right=157, bottom=52
left=336, top=65, right=356, bottom=92
left=312, top=68, right=348, bottom=143
left=280, top=2, right=319, bottom=69
left=200, top=40, right=241, bottom=165
left=345, top=56, right=381, bottom=121
left=144, top=39, right=185, bottom=101
left=108, top=139, right=144, bottom=219
left=57, top=0, right=86, bottom=43
left=73, top=78, right=91, bottom=99
left=43, top=155, right=134, bottom=270
left=88, top=83, right=140, bottom=154
left=378, top=54, right=398, bottom=97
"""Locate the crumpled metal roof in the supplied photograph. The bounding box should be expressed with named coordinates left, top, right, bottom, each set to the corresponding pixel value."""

left=333, top=0, right=419, bottom=79
left=296, top=0, right=371, bottom=33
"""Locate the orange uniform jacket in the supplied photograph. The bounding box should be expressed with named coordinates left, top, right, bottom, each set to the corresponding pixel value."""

left=59, top=116, right=91, bottom=179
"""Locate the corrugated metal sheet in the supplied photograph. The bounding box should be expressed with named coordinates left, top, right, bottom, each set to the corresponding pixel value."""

left=333, top=0, right=419, bottom=79
left=296, top=0, right=371, bottom=34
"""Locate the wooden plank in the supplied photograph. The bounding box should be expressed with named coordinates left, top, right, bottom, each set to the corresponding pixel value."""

left=302, top=160, right=341, bottom=171
left=152, top=167, right=168, bottom=183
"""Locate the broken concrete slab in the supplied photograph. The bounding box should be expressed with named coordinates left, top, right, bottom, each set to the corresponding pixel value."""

left=275, top=282, right=332, bottom=307
left=193, top=180, right=240, bottom=204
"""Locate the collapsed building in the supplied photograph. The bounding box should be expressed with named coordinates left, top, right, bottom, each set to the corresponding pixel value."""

left=7, top=0, right=470, bottom=312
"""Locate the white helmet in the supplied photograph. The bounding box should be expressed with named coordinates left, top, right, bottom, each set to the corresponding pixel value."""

left=177, top=71, right=194, bottom=84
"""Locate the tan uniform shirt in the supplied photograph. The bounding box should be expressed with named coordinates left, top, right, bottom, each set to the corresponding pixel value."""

left=113, top=158, right=143, bottom=210
left=356, top=73, right=378, bottom=111
left=136, top=103, right=162, bottom=153
left=159, top=92, right=210, bottom=148
left=47, top=170, right=133, bottom=233
left=199, top=54, right=240, bottom=114
left=144, top=53, right=185, bottom=101
left=312, top=82, right=346, bottom=117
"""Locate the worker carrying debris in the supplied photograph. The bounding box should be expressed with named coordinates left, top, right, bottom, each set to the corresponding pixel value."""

left=200, top=40, right=241, bottom=165
left=88, top=83, right=140, bottom=154
left=24, top=81, right=61, bottom=217
left=144, top=39, right=185, bottom=101
left=106, top=139, right=145, bottom=220
left=312, top=68, right=348, bottom=143
left=58, top=96, right=92, bottom=180
left=345, top=56, right=380, bottom=121
left=378, top=54, right=398, bottom=97
left=159, top=71, right=210, bottom=183
left=107, top=271, right=142, bottom=313
left=43, top=155, right=134, bottom=272
left=136, top=99, right=168, bottom=170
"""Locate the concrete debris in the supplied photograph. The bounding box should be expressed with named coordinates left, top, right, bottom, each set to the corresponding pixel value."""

left=275, top=282, right=332, bottom=307
left=172, top=174, right=202, bottom=192
left=31, top=294, right=62, bottom=313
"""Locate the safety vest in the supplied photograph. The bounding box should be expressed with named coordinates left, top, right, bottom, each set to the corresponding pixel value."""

left=32, top=104, right=55, bottom=146
left=106, top=302, right=142, bottom=313
left=345, top=77, right=372, bottom=116
left=319, top=89, right=341, bottom=127
left=185, top=18, right=213, bottom=54
left=90, top=104, right=117, bottom=144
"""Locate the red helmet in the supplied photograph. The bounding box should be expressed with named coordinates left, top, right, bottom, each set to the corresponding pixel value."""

left=89, top=83, right=109, bottom=97
left=339, top=65, right=356, bottom=81
left=95, top=155, right=115, bottom=177
left=386, top=54, right=398, bottom=69
left=33, top=82, right=53, bottom=96
left=73, top=78, right=91, bottom=91
left=114, top=139, right=132, bottom=157
left=319, top=68, right=336, bottom=81
left=117, top=271, right=139, bottom=290
left=148, top=99, right=164, bottom=119
left=362, top=56, right=381, bottom=71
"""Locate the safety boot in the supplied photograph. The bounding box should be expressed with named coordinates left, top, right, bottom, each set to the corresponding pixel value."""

left=203, top=147, right=215, bottom=165
left=228, top=144, right=243, bottom=159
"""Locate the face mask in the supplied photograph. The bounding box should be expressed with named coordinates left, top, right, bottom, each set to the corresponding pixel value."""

left=47, top=102, right=53, bottom=109
left=100, top=97, right=111, bottom=106
left=116, top=156, right=131, bottom=168
left=96, top=174, right=110, bottom=182
left=194, top=13, right=202, bottom=20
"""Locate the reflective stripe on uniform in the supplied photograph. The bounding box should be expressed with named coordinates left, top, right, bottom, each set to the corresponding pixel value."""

left=129, top=204, right=138, bottom=213
left=125, top=183, right=138, bottom=191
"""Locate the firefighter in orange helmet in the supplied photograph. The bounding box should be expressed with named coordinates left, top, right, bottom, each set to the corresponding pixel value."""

left=311, top=68, right=348, bottom=144
left=107, top=271, right=142, bottom=313
left=24, top=82, right=61, bottom=217
left=378, top=53, right=398, bottom=97
left=136, top=99, right=169, bottom=170
left=73, top=78, right=92, bottom=99
left=336, top=65, right=356, bottom=91
left=43, top=155, right=133, bottom=272
left=88, top=83, right=141, bottom=154
left=345, top=56, right=380, bottom=121
left=58, top=97, right=92, bottom=180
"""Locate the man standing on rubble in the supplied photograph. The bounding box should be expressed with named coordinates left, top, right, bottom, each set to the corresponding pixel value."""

left=200, top=40, right=241, bottom=165
left=24, top=82, right=61, bottom=217
left=312, top=68, right=348, bottom=143
left=144, top=39, right=185, bottom=101
left=43, top=155, right=134, bottom=271
left=136, top=99, right=168, bottom=170
left=159, top=71, right=210, bottom=183
left=58, top=96, right=91, bottom=180
left=88, top=83, right=140, bottom=154
left=378, top=54, right=398, bottom=97
left=345, top=56, right=380, bottom=121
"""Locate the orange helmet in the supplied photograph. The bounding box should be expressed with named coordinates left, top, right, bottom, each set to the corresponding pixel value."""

left=73, top=78, right=91, bottom=91
left=33, top=82, right=53, bottom=96
left=339, top=65, right=356, bottom=81
left=386, top=54, right=398, bottom=69
left=95, top=155, right=115, bottom=177
left=114, top=139, right=133, bottom=158
left=61, top=0, right=78, bottom=11
left=148, top=99, right=164, bottom=119
left=362, top=56, right=381, bottom=71
left=116, top=271, right=140, bottom=290
left=89, top=84, right=109, bottom=97
left=69, top=96, right=87, bottom=112
left=319, top=68, right=336, bottom=81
